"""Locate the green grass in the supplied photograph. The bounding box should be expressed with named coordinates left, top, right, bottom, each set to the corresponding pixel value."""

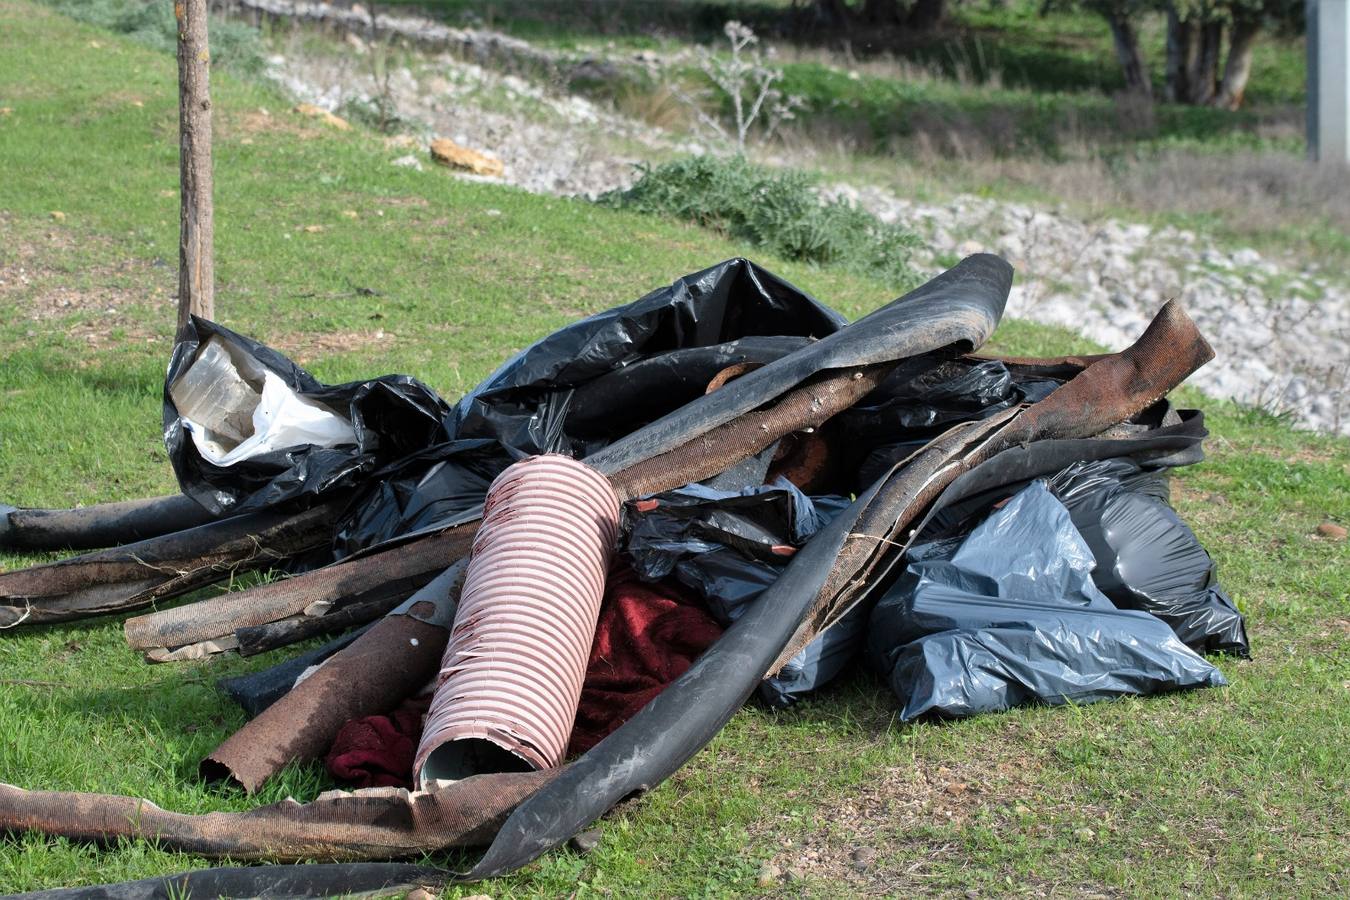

left=374, top=0, right=1306, bottom=156
left=1, top=2, right=1348, bottom=896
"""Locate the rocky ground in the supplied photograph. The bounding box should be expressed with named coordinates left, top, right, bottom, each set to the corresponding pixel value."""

left=240, top=0, right=1348, bottom=434
left=833, top=186, right=1350, bottom=433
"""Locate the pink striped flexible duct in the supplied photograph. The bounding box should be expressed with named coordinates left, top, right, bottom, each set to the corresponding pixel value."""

left=414, top=454, right=621, bottom=787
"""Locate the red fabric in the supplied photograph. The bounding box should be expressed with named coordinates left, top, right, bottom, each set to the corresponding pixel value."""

left=323, top=568, right=722, bottom=787
left=568, top=566, right=723, bottom=755
left=325, top=695, right=430, bottom=789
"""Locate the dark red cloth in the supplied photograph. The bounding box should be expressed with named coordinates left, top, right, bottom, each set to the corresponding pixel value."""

left=324, top=695, right=430, bottom=789
left=567, top=567, right=723, bottom=755
left=323, top=568, right=722, bottom=788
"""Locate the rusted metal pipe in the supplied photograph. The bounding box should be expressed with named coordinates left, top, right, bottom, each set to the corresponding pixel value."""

left=123, top=521, right=476, bottom=657
left=0, top=770, right=557, bottom=863
left=0, top=501, right=340, bottom=627
left=201, top=614, right=449, bottom=793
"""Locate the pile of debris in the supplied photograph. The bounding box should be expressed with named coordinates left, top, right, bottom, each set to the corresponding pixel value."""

left=0, top=255, right=1246, bottom=897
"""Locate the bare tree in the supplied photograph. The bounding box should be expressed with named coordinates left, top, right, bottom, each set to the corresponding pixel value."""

left=176, top=0, right=214, bottom=335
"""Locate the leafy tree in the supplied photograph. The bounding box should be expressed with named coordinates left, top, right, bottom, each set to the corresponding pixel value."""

left=1165, top=0, right=1302, bottom=108
left=1066, top=0, right=1303, bottom=109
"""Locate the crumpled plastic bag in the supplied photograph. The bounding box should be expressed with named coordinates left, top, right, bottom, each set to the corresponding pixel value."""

left=867, top=481, right=1226, bottom=720
left=1047, top=458, right=1249, bottom=656
left=622, top=479, right=857, bottom=707
left=165, top=318, right=452, bottom=515
left=839, top=356, right=1062, bottom=492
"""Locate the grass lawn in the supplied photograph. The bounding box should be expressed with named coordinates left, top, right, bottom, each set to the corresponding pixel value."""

left=1, top=1, right=1347, bottom=895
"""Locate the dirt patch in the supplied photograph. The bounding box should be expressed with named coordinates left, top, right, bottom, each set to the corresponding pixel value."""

left=752, top=752, right=1050, bottom=893
left=0, top=214, right=169, bottom=346
left=374, top=195, right=431, bottom=208
left=217, top=107, right=324, bottom=141
left=270, top=328, right=395, bottom=364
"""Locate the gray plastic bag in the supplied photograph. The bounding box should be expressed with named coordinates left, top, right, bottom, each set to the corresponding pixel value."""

left=867, top=481, right=1226, bottom=720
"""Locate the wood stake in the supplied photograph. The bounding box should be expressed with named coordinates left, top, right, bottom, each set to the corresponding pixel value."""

left=175, top=0, right=215, bottom=334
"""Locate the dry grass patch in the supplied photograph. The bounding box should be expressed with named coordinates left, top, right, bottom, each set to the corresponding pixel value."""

left=270, top=328, right=396, bottom=364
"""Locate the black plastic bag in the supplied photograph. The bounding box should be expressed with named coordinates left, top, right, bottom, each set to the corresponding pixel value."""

left=867, top=481, right=1225, bottom=720
left=331, top=440, right=516, bottom=559
left=838, top=357, right=1061, bottom=492
left=452, top=258, right=845, bottom=458
left=622, top=479, right=856, bottom=706
left=330, top=259, right=847, bottom=553
left=1047, top=458, right=1249, bottom=656
left=894, top=438, right=1246, bottom=658
left=165, top=318, right=452, bottom=515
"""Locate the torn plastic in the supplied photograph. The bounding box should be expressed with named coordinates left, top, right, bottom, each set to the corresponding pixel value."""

left=866, top=481, right=1226, bottom=720
left=453, top=258, right=846, bottom=459
left=1047, top=458, right=1249, bottom=656
left=623, top=479, right=857, bottom=706
left=331, top=440, right=513, bottom=560
left=166, top=318, right=453, bottom=515
left=172, top=336, right=358, bottom=467
left=839, top=356, right=1063, bottom=492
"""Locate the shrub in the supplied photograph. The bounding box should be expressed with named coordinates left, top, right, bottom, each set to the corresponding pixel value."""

left=600, top=155, right=923, bottom=289
left=40, top=0, right=265, bottom=76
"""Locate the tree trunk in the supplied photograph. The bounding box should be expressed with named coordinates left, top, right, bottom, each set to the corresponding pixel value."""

left=176, top=0, right=215, bottom=336
left=859, top=0, right=903, bottom=25
left=1213, top=19, right=1260, bottom=110
left=905, top=0, right=946, bottom=30
left=1106, top=13, right=1153, bottom=99
left=1164, top=6, right=1197, bottom=103
left=812, top=0, right=852, bottom=25
left=1187, top=20, right=1223, bottom=106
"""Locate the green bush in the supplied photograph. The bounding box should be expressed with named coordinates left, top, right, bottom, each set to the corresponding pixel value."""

left=40, top=0, right=265, bottom=76
left=600, top=155, right=923, bottom=290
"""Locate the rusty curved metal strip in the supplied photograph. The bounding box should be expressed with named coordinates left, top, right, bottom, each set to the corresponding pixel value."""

left=0, top=502, right=339, bottom=628
left=586, top=253, right=1011, bottom=478
left=0, top=770, right=556, bottom=863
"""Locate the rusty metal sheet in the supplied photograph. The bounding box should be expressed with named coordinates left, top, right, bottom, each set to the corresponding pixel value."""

left=0, top=502, right=339, bottom=628
left=0, top=770, right=557, bottom=862
left=201, top=613, right=451, bottom=793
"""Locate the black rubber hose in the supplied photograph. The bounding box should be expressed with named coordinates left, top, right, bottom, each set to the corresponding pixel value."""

left=0, top=494, right=218, bottom=553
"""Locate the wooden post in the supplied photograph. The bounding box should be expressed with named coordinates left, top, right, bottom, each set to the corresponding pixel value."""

left=176, top=0, right=215, bottom=335
left=1309, top=0, right=1350, bottom=165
